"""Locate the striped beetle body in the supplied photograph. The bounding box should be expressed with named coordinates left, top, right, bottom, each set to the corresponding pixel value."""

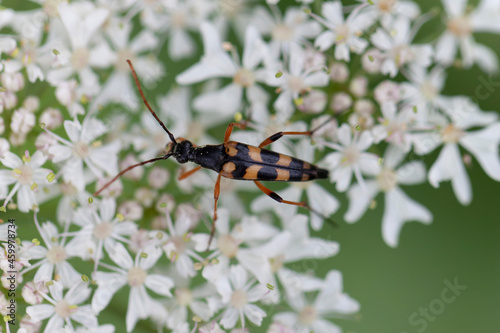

left=94, top=60, right=335, bottom=249
left=219, top=141, right=328, bottom=182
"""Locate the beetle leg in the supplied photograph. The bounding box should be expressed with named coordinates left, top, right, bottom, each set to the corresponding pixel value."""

left=224, top=122, right=247, bottom=142
left=207, top=173, right=222, bottom=249
left=178, top=165, right=202, bottom=180
left=258, top=131, right=312, bottom=149
left=253, top=180, right=309, bottom=208
left=253, top=180, right=338, bottom=227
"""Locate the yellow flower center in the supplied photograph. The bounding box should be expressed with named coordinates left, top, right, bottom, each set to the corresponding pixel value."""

left=233, top=69, right=255, bottom=87
left=93, top=221, right=114, bottom=240
left=441, top=124, right=465, bottom=143
left=71, top=48, right=90, bottom=72
left=13, top=164, right=33, bottom=185
left=54, top=299, right=74, bottom=318
left=341, top=145, right=360, bottom=165
left=272, top=24, right=294, bottom=41
left=335, top=24, right=350, bottom=43
left=420, top=80, right=438, bottom=101
left=288, top=76, right=305, bottom=93
left=116, top=49, right=135, bottom=72
left=73, top=141, right=90, bottom=158
left=127, top=267, right=147, bottom=287
left=47, top=246, right=68, bottom=264
left=378, top=0, right=397, bottom=13
left=217, top=234, right=239, bottom=258
left=269, top=254, right=285, bottom=273
left=298, top=305, right=318, bottom=326
left=175, top=288, right=193, bottom=306
left=377, top=168, right=398, bottom=192
left=230, top=289, right=247, bottom=309
left=447, top=16, right=472, bottom=37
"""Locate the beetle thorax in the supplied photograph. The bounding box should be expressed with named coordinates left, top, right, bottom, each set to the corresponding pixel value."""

left=173, top=140, right=193, bottom=164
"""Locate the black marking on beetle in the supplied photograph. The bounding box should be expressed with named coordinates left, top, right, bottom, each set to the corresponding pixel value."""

left=257, top=166, right=278, bottom=180
left=269, top=191, right=282, bottom=202
left=260, top=150, right=281, bottom=165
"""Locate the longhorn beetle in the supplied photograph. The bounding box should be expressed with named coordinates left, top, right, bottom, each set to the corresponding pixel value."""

left=94, top=60, right=334, bottom=246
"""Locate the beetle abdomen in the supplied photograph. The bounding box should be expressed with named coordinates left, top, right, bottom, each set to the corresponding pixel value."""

left=220, top=141, right=328, bottom=181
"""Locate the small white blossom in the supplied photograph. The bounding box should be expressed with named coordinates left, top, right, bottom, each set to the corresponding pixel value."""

left=216, top=265, right=268, bottom=329
left=321, top=124, right=380, bottom=192
left=370, top=17, right=433, bottom=77
left=10, top=108, right=35, bottom=134
left=273, top=270, right=359, bottom=333
left=436, top=0, right=500, bottom=71
left=92, top=244, right=173, bottom=332
left=47, top=117, right=121, bottom=191
left=0, top=150, right=54, bottom=212
left=413, top=105, right=500, bottom=205
left=26, top=282, right=97, bottom=332
left=314, top=2, right=371, bottom=61
left=345, top=146, right=432, bottom=247
left=177, top=23, right=269, bottom=118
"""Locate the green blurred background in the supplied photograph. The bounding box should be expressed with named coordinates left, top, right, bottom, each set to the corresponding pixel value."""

left=3, top=0, right=500, bottom=332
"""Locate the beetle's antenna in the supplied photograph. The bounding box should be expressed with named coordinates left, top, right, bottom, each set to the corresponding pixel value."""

left=94, top=154, right=172, bottom=196
left=127, top=59, right=177, bottom=144
left=305, top=204, right=339, bottom=228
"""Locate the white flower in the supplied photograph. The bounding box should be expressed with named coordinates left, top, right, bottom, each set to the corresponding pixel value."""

left=40, top=108, right=63, bottom=130
left=370, top=17, right=433, bottom=77
left=436, top=0, right=500, bottom=71
left=265, top=43, right=329, bottom=121
left=273, top=270, right=359, bottom=333
left=5, top=31, right=47, bottom=83
left=46, top=2, right=111, bottom=96
left=191, top=209, right=278, bottom=284
left=47, top=117, right=121, bottom=191
left=54, top=80, right=86, bottom=117
left=215, top=265, right=268, bottom=329
left=65, top=198, right=137, bottom=269
left=357, top=0, right=421, bottom=26
left=314, top=1, right=371, bottom=61
left=399, top=66, right=448, bottom=123
left=155, top=209, right=202, bottom=278
left=164, top=271, right=214, bottom=333
left=344, top=146, right=432, bottom=247
left=92, top=244, right=173, bottom=332
left=243, top=215, right=339, bottom=295
left=161, top=1, right=203, bottom=60
left=321, top=124, right=380, bottom=192
left=0, top=150, right=54, bottom=212
left=252, top=6, right=321, bottom=57
left=26, top=281, right=97, bottom=332
left=92, top=18, right=162, bottom=110
left=10, top=108, right=35, bottom=134
left=199, top=322, right=226, bottom=333
left=371, top=103, right=415, bottom=152
left=1, top=69, right=25, bottom=92
left=177, top=23, right=269, bottom=118
left=413, top=104, right=500, bottom=205
left=27, top=219, right=82, bottom=288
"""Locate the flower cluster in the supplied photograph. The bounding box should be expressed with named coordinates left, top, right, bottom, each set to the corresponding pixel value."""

left=0, top=0, right=499, bottom=332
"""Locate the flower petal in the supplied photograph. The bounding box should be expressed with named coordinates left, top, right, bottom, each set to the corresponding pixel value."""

left=244, top=303, right=266, bottom=326
left=344, top=180, right=380, bottom=222
left=460, top=123, right=500, bottom=181
left=1, top=151, right=22, bottom=168
left=383, top=187, right=432, bottom=247
left=428, top=144, right=472, bottom=205
left=193, top=83, right=243, bottom=116
left=144, top=274, right=174, bottom=297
